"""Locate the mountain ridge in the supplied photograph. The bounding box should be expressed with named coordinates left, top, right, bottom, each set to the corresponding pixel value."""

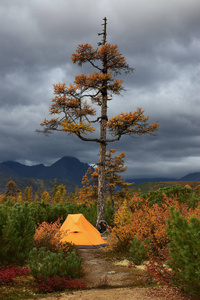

left=180, top=172, right=200, bottom=181
left=0, top=157, right=200, bottom=195
left=1, top=156, right=91, bottom=185
left=126, top=172, right=200, bottom=185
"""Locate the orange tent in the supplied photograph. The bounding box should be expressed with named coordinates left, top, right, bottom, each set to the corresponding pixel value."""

left=60, top=214, right=107, bottom=249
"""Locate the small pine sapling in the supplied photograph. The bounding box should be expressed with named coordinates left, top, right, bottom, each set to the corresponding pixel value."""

left=129, top=237, right=151, bottom=265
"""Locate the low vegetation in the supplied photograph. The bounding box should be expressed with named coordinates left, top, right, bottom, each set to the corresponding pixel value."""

left=106, top=184, right=200, bottom=297
left=0, top=179, right=200, bottom=298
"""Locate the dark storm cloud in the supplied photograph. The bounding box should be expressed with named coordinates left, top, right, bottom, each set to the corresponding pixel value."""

left=0, top=0, right=200, bottom=179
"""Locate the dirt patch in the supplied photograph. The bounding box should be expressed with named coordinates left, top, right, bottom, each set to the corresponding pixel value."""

left=36, top=248, right=162, bottom=300
left=77, top=248, right=150, bottom=288
left=36, top=248, right=196, bottom=300
left=39, top=287, right=166, bottom=300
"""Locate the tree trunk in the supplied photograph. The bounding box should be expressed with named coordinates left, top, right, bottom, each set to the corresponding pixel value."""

left=96, top=88, right=107, bottom=227
left=96, top=17, right=108, bottom=229
left=96, top=141, right=106, bottom=228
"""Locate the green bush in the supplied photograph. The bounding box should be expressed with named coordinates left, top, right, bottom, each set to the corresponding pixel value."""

left=129, top=237, right=151, bottom=265
left=39, top=202, right=97, bottom=226
left=166, top=208, right=200, bottom=296
left=29, top=248, right=83, bottom=280
left=46, top=203, right=69, bottom=224
left=39, top=201, right=112, bottom=227
left=141, top=185, right=199, bottom=207
left=28, top=200, right=112, bottom=228
left=0, top=201, right=11, bottom=238
left=0, top=202, right=35, bottom=265
left=29, top=202, right=48, bottom=225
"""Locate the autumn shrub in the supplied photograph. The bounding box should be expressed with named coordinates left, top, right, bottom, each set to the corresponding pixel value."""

left=145, top=246, right=172, bottom=286
left=0, top=265, right=30, bottom=285
left=105, top=200, right=134, bottom=255
left=33, top=218, right=75, bottom=254
left=29, top=248, right=83, bottom=280
left=33, top=219, right=59, bottom=251
left=165, top=208, right=200, bottom=296
left=106, top=195, right=171, bottom=255
left=0, top=202, right=35, bottom=265
left=129, top=237, right=151, bottom=265
left=106, top=190, right=200, bottom=257
left=145, top=208, right=200, bottom=297
left=37, top=276, right=87, bottom=293
left=129, top=196, right=174, bottom=253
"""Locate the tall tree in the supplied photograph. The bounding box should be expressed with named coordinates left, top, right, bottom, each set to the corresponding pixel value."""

left=39, top=18, right=159, bottom=227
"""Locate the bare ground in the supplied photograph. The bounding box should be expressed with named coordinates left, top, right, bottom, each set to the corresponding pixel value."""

left=36, top=248, right=195, bottom=300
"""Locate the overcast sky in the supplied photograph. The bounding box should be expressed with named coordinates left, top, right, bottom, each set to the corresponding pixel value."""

left=0, top=0, right=200, bottom=179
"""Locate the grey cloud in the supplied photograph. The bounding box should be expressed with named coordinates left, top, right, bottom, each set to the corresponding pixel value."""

left=0, top=0, right=200, bottom=180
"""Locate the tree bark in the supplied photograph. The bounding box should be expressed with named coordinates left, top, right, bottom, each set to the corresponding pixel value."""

left=96, top=79, right=107, bottom=227
left=96, top=17, right=107, bottom=228
left=96, top=141, right=106, bottom=227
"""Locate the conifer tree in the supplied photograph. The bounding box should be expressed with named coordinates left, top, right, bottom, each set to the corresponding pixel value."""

left=51, top=178, right=58, bottom=198
left=5, top=180, right=20, bottom=202
left=102, top=149, right=132, bottom=208
left=23, top=186, right=33, bottom=204
left=52, top=184, right=67, bottom=203
left=34, top=189, right=41, bottom=203
left=39, top=18, right=159, bottom=227
left=41, top=190, right=51, bottom=203
left=16, top=191, right=23, bottom=204
left=79, top=167, right=97, bottom=204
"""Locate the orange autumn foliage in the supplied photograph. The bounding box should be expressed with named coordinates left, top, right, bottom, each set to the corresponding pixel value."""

left=106, top=193, right=200, bottom=253
left=106, top=200, right=133, bottom=253
left=34, top=218, right=72, bottom=253
left=107, top=108, right=158, bottom=137
left=78, top=167, right=97, bottom=205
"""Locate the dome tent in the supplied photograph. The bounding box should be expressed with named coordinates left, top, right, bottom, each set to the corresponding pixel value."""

left=60, top=214, right=107, bottom=249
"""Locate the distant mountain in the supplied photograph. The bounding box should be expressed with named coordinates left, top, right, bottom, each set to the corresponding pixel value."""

left=127, top=173, right=200, bottom=186
left=1, top=156, right=92, bottom=185
left=126, top=177, right=177, bottom=185
left=1, top=161, right=46, bottom=178
left=0, top=164, right=19, bottom=177
left=180, top=172, right=200, bottom=181
left=1, top=156, right=200, bottom=195
left=40, top=156, right=91, bottom=183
